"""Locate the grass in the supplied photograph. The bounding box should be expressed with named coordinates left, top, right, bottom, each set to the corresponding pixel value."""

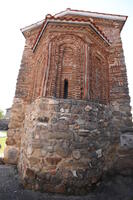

left=0, top=131, right=7, bottom=157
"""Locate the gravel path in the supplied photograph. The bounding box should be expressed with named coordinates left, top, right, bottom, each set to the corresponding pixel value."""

left=0, top=165, right=133, bottom=200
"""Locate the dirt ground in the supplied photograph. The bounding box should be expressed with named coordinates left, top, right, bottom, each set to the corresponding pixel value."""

left=0, top=165, right=133, bottom=200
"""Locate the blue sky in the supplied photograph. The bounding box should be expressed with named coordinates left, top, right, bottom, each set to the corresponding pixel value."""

left=0, top=0, right=133, bottom=111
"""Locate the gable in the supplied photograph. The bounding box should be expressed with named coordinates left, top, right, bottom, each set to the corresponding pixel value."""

left=21, top=9, right=127, bottom=51
left=22, top=16, right=111, bottom=52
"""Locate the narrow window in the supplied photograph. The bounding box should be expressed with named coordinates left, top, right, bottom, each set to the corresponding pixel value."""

left=64, top=79, right=68, bottom=99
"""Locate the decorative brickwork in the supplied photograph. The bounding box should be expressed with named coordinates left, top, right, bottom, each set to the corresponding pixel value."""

left=16, top=15, right=111, bottom=104
left=5, top=9, right=133, bottom=194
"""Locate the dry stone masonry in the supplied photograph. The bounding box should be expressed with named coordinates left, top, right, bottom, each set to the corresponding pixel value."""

left=5, top=9, right=133, bottom=194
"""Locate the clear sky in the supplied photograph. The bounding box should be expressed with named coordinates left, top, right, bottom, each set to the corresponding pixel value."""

left=0, top=0, right=133, bottom=112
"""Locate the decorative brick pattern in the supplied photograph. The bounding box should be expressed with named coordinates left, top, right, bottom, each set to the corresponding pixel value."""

left=16, top=21, right=111, bottom=103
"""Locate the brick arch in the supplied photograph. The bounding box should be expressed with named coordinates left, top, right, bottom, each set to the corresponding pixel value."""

left=56, top=43, right=80, bottom=98
left=50, top=33, right=87, bottom=45
left=45, top=34, right=88, bottom=99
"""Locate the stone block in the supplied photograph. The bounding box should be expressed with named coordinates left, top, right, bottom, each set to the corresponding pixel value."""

left=27, top=146, right=33, bottom=156
left=78, top=129, right=90, bottom=137
left=4, top=146, right=19, bottom=164
left=72, top=142, right=89, bottom=149
left=85, top=105, right=92, bottom=112
left=72, top=150, right=81, bottom=160
left=46, top=156, right=62, bottom=165
left=96, top=149, right=102, bottom=158
left=60, top=108, right=64, bottom=113
left=48, top=132, right=71, bottom=140
left=55, top=147, right=70, bottom=158
left=6, top=137, right=16, bottom=146
left=32, top=139, right=42, bottom=148
left=120, top=133, right=133, bottom=148
left=29, top=157, right=40, bottom=165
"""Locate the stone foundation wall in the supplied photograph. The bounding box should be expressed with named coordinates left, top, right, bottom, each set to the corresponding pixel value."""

left=18, top=97, right=132, bottom=194
left=4, top=98, right=25, bottom=164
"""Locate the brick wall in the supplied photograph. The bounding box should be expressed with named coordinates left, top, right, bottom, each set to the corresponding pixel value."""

left=16, top=23, right=110, bottom=103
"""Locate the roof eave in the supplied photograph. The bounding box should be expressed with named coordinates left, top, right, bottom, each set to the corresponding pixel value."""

left=54, top=9, right=127, bottom=22
left=20, top=19, right=45, bottom=34
left=21, top=9, right=127, bottom=34
left=32, top=18, right=111, bottom=52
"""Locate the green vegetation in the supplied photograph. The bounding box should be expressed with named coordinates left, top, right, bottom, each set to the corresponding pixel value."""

left=0, top=109, right=4, bottom=119
left=0, top=131, right=7, bottom=157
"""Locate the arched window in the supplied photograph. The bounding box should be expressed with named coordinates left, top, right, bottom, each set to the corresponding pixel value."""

left=64, top=79, right=68, bottom=99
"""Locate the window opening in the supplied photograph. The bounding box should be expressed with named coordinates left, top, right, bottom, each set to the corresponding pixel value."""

left=64, top=79, right=68, bottom=99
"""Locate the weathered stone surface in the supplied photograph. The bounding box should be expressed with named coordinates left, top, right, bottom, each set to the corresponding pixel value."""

left=55, top=144, right=70, bottom=158
left=46, top=156, right=62, bottom=165
left=48, top=132, right=71, bottom=140
left=120, top=134, right=133, bottom=148
left=96, top=149, right=102, bottom=158
left=13, top=97, right=132, bottom=194
left=4, top=146, right=19, bottom=164
left=72, top=150, right=81, bottom=160
left=84, top=105, right=92, bottom=112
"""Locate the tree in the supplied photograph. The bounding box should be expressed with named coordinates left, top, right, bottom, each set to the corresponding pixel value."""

left=0, top=109, right=4, bottom=119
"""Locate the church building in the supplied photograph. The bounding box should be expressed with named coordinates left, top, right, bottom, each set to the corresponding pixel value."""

left=5, top=9, right=133, bottom=194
